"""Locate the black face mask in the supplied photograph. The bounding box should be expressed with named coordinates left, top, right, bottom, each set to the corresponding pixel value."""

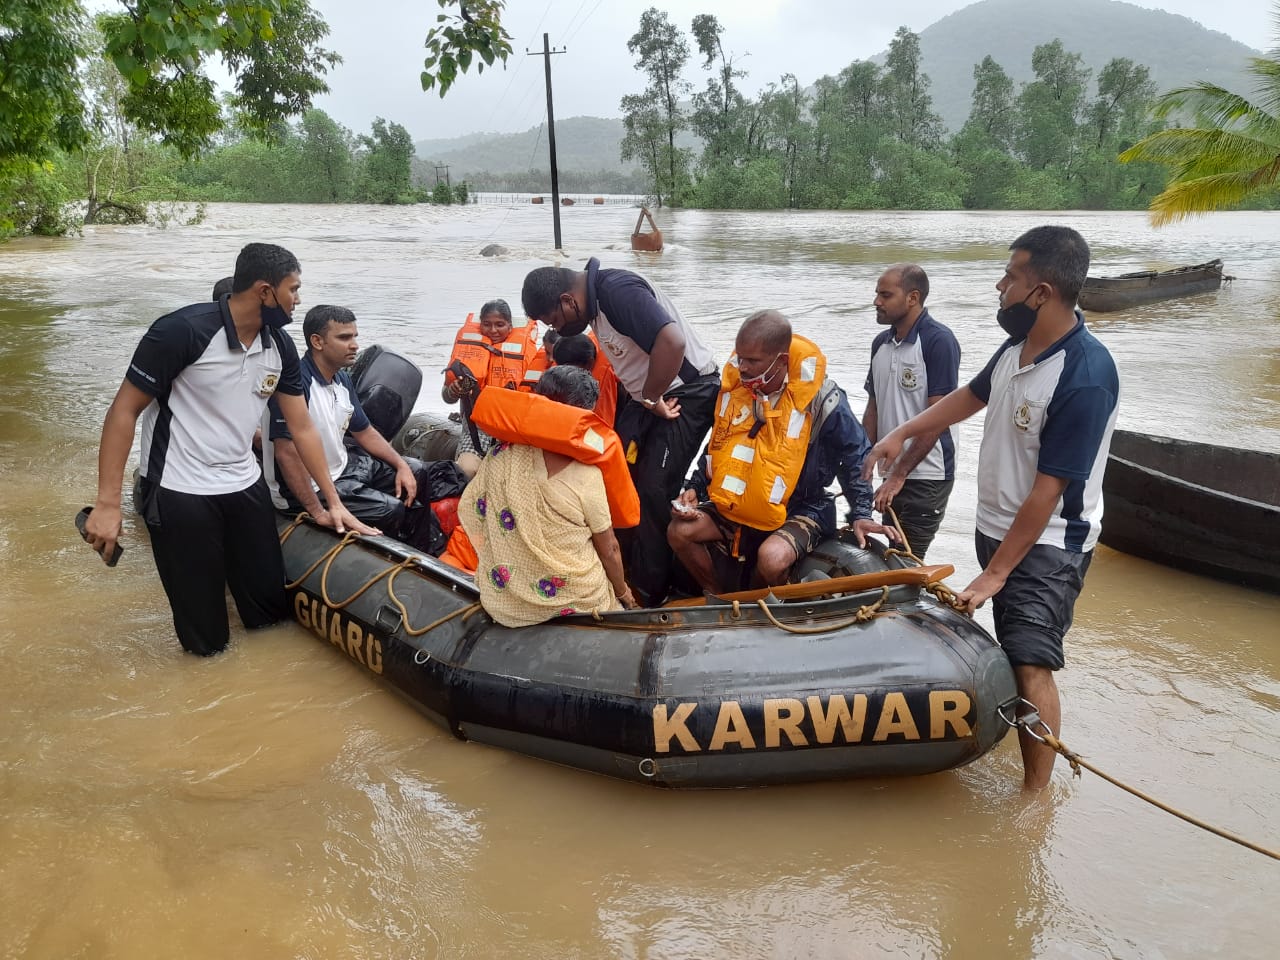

left=261, top=288, right=292, bottom=329
left=558, top=296, right=589, bottom=337
left=996, top=289, right=1040, bottom=340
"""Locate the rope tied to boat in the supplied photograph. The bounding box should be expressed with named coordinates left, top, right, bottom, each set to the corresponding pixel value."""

left=754, top=586, right=889, bottom=634
left=882, top=507, right=927, bottom=566
left=999, top=698, right=1280, bottom=862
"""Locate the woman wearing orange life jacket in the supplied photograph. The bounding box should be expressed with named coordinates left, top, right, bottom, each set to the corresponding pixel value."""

left=458, top=366, right=638, bottom=626
left=442, top=299, right=539, bottom=477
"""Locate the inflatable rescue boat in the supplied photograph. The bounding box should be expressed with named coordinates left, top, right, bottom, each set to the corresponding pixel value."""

left=277, top=347, right=1018, bottom=788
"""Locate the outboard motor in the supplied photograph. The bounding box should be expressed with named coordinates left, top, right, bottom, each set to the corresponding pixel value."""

left=350, top=345, right=423, bottom=440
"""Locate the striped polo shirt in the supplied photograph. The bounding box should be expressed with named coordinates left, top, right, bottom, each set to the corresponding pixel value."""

left=968, top=313, right=1119, bottom=552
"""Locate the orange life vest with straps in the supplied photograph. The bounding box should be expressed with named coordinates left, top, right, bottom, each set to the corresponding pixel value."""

left=446, top=313, right=539, bottom=390
left=708, top=335, right=827, bottom=532
left=469, top=387, right=640, bottom=529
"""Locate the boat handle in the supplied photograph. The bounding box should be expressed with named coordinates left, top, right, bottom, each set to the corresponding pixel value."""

left=413, top=649, right=431, bottom=666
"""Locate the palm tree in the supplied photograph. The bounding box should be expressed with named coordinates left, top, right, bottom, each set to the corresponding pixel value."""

left=1120, top=6, right=1280, bottom=225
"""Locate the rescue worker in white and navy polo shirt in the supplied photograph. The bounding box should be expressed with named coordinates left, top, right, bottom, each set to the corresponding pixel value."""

left=85, top=243, right=375, bottom=657
left=864, top=226, right=1119, bottom=790
left=862, top=264, right=961, bottom=558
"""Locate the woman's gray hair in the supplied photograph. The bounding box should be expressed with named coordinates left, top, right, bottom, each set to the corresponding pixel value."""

left=534, top=364, right=599, bottom=411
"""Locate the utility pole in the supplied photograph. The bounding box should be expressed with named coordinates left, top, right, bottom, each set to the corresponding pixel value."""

left=528, top=33, right=565, bottom=250
left=433, top=164, right=451, bottom=187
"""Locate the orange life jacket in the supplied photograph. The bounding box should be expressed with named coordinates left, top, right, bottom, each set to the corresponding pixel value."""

left=446, top=313, right=539, bottom=391
left=439, top=526, right=478, bottom=574
left=469, top=387, right=640, bottom=529
left=708, top=335, right=827, bottom=531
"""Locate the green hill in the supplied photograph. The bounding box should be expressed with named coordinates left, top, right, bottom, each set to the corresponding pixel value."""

left=415, top=0, right=1262, bottom=172
left=914, top=0, right=1260, bottom=131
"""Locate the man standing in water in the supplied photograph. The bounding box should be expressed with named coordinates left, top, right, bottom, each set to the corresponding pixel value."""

left=521, top=258, right=720, bottom=606
left=862, top=264, right=961, bottom=558
left=85, top=243, right=373, bottom=656
left=864, top=226, right=1119, bottom=789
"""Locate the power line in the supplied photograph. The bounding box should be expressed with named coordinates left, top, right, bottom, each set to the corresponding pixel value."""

left=563, top=0, right=606, bottom=46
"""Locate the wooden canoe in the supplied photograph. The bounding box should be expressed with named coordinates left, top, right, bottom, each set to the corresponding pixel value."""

left=1100, top=429, right=1280, bottom=593
left=1078, top=259, right=1227, bottom=313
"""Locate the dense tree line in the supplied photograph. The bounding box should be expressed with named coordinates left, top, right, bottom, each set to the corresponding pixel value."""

left=620, top=9, right=1279, bottom=213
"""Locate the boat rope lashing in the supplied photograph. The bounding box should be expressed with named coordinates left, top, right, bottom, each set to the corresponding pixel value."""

left=322, top=553, right=415, bottom=610
left=383, top=564, right=484, bottom=636
left=283, top=529, right=361, bottom=590
left=926, top=579, right=969, bottom=614
left=999, top=698, right=1280, bottom=862
left=278, top=511, right=311, bottom=546
left=881, top=507, right=926, bottom=566
left=753, top=586, right=889, bottom=635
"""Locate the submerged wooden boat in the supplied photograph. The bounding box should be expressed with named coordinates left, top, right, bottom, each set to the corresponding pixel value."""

left=630, top=206, right=663, bottom=252
left=280, top=520, right=1017, bottom=787
left=1078, top=259, right=1227, bottom=313
left=1101, top=429, right=1280, bottom=593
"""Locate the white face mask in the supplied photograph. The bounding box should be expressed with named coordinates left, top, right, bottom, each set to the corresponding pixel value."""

left=739, top=353, right=784, bottom=394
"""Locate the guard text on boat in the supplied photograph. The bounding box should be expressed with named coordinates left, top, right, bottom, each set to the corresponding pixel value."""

left=293, top=593, right=383, bottom=675
left=652, top=690, right=973, bottom=752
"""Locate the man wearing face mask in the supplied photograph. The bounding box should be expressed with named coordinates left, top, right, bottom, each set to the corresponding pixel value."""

left=668, top=310, right=896, bottom=594
left=863, top=226, right=1119, bottom=790
left=521, top=258, right=721, bottom=606
left=85, top=243, right=375, bottom=657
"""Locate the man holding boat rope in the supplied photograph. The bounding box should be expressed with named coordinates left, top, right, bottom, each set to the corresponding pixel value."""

left=864, top=225, right=1119, bottom=789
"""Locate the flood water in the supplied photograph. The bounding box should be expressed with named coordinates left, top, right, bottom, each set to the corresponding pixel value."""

left=2, top=203, right=1278, bottom=958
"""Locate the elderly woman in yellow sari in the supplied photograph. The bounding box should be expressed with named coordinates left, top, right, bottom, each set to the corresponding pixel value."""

left=460, top=365, right=636, bottom=627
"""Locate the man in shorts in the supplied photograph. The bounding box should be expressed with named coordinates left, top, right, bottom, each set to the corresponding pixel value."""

left=864, top=226, right=1119, bottom=789
left=668, top=310, right=895, bottom=593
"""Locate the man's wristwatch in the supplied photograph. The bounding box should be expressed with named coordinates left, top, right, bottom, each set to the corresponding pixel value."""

left=640, top=396, right=658, bottom=409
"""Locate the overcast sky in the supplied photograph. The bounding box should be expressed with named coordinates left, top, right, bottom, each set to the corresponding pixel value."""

left=303, top=0, right=1271, bottom=142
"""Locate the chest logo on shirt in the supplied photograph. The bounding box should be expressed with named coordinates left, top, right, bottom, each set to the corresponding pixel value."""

left=255, top=373, right=279, bottom=398
left=601, top=335, right=626, bottom=359
left=899, top=367, right=919, bottom=390
left=1013, top=401, right=1033, bottom=432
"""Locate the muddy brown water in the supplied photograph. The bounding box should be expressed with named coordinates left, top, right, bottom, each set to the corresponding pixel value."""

left=2, top=204, right=1277, bottom=958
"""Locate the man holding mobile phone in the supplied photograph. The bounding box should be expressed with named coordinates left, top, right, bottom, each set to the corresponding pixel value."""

left=85, top=243, right=375, bottom=656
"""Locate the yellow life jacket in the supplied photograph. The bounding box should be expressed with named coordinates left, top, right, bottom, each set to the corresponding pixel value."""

left=446, top=313, right=539, bottom=391
left=708, top=335, right=827, bottom=531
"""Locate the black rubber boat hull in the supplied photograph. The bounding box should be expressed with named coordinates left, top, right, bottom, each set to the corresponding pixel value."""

left=1100, top=430, right=1280, bottom=593
left=280, top=518, right=1018, bottom=787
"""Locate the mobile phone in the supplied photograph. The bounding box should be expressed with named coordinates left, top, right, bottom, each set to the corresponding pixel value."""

left=75, top=506, right=124, bottom=567
left=671, top=498, right=696, bottom=516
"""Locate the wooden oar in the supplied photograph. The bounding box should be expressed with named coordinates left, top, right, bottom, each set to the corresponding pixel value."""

left=663, top=564, right=955, bottom=608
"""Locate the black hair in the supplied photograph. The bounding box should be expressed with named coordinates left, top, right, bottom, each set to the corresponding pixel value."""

left=891, top=263, right=930, bottom=304
left=231, top=243, right=300, bottom=293
left=303, top=304, right=356, bottom=345
left=534, top=364, right=599, bottom=411
left=1009, top=226, right=1091, bottom=304
left=211, top=276, right=234, bottom=301
left=552, top=333, right=597, bottom=371
left=521, top=266, right=576, bottom=320
left=479, top=298, right=512, bottom=323
left=541, top=328, right=561, bottom=353
left=738, top=309, right=792, bottom=355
